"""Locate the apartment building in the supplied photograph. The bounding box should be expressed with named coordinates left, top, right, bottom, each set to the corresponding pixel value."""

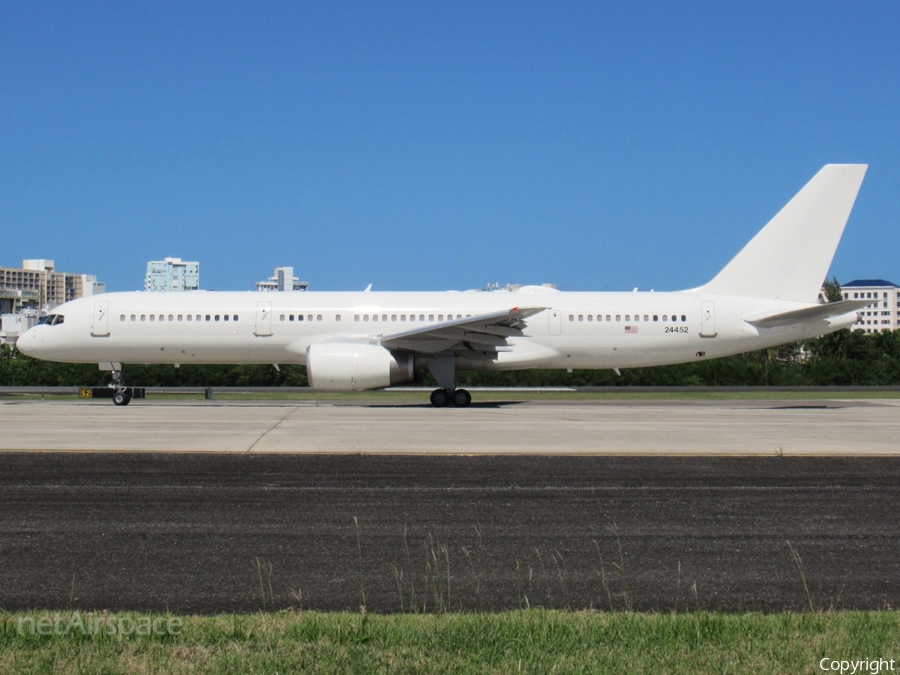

left=145, top=258, right=200, bottom=292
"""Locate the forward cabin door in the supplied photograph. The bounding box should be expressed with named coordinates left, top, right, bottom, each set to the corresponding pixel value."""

left=255, top=301, right=273, bottom=337
left=700, top=301, right=717, bottom=337
left=91, top=300, right=110, bottom=337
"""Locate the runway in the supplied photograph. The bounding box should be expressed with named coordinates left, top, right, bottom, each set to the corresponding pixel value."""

left=1, top=397, right=900, bottom=454
left=1, top=453, right=899, bottom=613
left=2, top=397, right=898, bottom=613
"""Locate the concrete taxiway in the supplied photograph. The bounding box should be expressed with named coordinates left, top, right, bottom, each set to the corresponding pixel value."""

left=1, top=397, right=899, bottom=454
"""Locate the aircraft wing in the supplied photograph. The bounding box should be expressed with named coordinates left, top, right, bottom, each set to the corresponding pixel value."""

left=744, top=300, right=871, bottom=329
left=380, top=307, right=547, bottom=355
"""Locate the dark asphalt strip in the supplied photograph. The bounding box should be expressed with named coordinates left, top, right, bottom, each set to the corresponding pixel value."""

left=1, top=453, right=898, bottom=613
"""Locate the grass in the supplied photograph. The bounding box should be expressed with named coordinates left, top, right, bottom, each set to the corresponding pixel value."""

left=3, top=388, right=900, bottom=403
left=2, top=610, right=899, bottom=674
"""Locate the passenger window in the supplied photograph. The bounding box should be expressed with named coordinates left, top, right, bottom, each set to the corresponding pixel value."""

left=625, top=315, right=630, bottom=321
left=605, top=315, right=611, bottom=322
left=289, top=315, right=294, bottom=321
left=438, top=314, right=444, bottom=321
left=364, top=315, right=369, bottom=321
left=429, top=315, right=434, bottom=321
left=653, top=315, right=658, bottom=322
left=187, top=315, right=192, bottom=321
left=373, top=315, right=378, bottom=322
left=280, top=315, right=285, bottom=321
left=681, top=315, right=686, bottom=322
left=150, top=315, right=155, bottom=322
left=578, top=315, right=583, bottom=321
left=131, top=315, right=136, bottom=321
left=308, top=315, right=313, bottom=322
left=380, top=315, right=385, bottom=322
left=206, top=315, right=211, bottom=321
left=644, top=315, right=649, bottom=322
left=568, top=315, right=574, bottom=321
left=336, top=314, right=341, bottom=321
left=401, top=315, right=406, bottom=321
left=233, top=315, right=238, bottom=321
left=587, top=315, right=593, bottom=322
left=420, top=315, right=425, bottom=321
left=178, top=315, right=183, bottom=321
left=169, top=315, right=174, bottom=321
left=616, top=315, right=621, bottom=322
left=354, top=315, right=360, bottom=321
left=298, top=315, right=304, bottom=321
left=215, top=315, right=220, bottom=321
left=120, top=314, right=125, bottom=321
left=662, top=315, right=667, bottom=321
left=391, top=314, right=397, bottom=321
left=224, top=315, right=229, bottom=321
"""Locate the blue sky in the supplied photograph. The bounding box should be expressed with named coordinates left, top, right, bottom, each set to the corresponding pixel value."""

left=1, top=1, right=898, bottom=292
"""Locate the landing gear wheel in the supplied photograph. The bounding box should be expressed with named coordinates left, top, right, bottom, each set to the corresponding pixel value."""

left=430, top=388, right=451, bottom=407
left=113, top=391, right=131, bottom=406
left=452, top=388, right=472, bottom=407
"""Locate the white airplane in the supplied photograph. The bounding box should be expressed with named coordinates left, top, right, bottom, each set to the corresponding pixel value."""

left=18, top=164, right=869, bottom=407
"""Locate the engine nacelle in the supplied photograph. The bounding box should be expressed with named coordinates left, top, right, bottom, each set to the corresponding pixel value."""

left=306, top=343, right=415, bottom=391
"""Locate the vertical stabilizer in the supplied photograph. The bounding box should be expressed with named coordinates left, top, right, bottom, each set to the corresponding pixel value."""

left=697, top=164, right=867, bottom=303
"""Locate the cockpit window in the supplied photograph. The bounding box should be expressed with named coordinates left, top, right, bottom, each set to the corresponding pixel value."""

left=39, top=314, right=65, bottom=326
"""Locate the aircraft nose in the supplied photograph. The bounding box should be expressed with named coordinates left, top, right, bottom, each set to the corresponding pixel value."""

left=15, top=327, right=39, bottom=356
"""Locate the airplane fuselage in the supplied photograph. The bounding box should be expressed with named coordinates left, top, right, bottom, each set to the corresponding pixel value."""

left=17, top=287, right=857, bottom=371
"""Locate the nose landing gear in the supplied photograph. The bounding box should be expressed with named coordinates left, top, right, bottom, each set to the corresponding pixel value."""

left=112, top=389, right=132, bottom=406
left=78, top=363, right=145, bottom=405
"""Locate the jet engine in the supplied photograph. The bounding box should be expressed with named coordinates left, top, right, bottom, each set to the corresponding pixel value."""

left=306, top=343, right=415, bottom=391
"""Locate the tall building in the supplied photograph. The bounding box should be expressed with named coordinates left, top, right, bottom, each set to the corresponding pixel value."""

left=145, top=257, right=200, bottom=292
left=841, top=280, right=900, bottom=333
left=256, top=266, right=308, bottom=292
left=0, top=259, right=105, bottom=314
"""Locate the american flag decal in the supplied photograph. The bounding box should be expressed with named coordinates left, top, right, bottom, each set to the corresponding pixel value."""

left=625, top=325, right=638, bottom=334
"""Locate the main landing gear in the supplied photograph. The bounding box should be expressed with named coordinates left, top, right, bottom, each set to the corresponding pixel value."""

left=430, top=388, right=472, bottom=408
left=427, top=356, right=472, bottom=407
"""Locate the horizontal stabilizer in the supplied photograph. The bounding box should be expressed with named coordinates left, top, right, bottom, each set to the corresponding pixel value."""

left=744, top=300, right=870, bottom=329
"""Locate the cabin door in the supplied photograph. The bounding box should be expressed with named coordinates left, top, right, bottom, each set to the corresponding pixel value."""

left=700, top=301, right=717, bottom=337
left=255, top=301, right=273, bottom=337
left=549, top=309, right=562, bottom=336
left=91, top=301, right=110, bottom=337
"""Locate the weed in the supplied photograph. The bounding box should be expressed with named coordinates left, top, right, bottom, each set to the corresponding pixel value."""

left=353, top=517, right=366, bottom=612
left=786, top=540, right=814, bottom=612
left=254, top=558, right=275, bottom=610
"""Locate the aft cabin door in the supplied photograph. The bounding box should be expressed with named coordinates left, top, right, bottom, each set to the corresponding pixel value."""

left=91, top=301, right=110, bottom=337
left=255, top=301, right=273, bottom=337
left=700, top=301, right=717, bottom=338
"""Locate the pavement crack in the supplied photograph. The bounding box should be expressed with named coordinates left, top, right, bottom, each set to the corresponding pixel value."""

left=246, top=407, right=298, bottom=453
